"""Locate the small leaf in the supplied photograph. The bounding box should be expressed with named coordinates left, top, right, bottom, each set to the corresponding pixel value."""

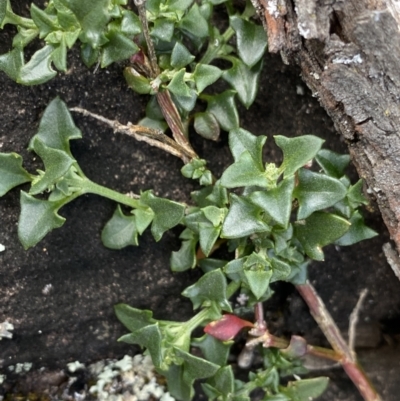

left=151, top=18, right=174, bottom=42
left=283, top=377, right=329, bottom=401
left=178, top=3, right=208, bottom=38
left=347, top=179, right=368, bottom=208
left=244, top=269, right=273, bottom=300
left=101, top=205, right=138, bottom=249
left=0, top=153, right=32, bottom=196
left=275, top=135, right=324, bottom=178
left=29, top=97, right=82, bottom=154
left=294, top=168, right=347, bottom=219
left=29, top=139, right=76, bottom=195
left=30, top=3, right=58, bottom=38
left=194, top=112, right=220, bottom=141
left=220, top=151, right=268, bottom=188
left=124, top=66, right=152, bottom=94
left=175, top=348, right=220, bottom=382
left=230, top=16, right=267, bottom=68
left=121, top=10, right=141, bottom=36
left=0, top=0, right=6, bottom=26
left=222, top=58, right=263, bottom=108
left=182, top=269, right=231, bottom=311
left=162, top=364, right=193, bottom=401
left=192, top=334, right=232, bottom=366
left=133, top=207, right=154, bottom=234
left=221, top=194, right=270, bottom=238
left=270, top=258, right=291, bottom=282
left=203, top=90, right=239, bottom=131
left=170, top=238, right=197, bottom=272
left=171, top=41, right=195, bottom=69
left=18, top=191, right=65, bottom=249
left=202, top=365, right=235, bottom=399
left=119, top=324, right=163, bottom=368
left=249, top=177, right=295, bottom=227
left=61, top=0, right=110, bottom=47
left=199, top=222, right=220, bottom=256
left=294, top=212, right=350, bottom=261
left=171, top=88, right=198, bottom=112
left=229, top=128, right=266, bottom=170
left=101, top=29, right=139, bottom=67
left=168, top=0, right=194, bottom=11
left=80, top=43, right=99, bottom=67
left=140, top=190, right=185, bottom=241
left=193, top=64, right=222, bottom=93
left=18, top=45, right=57, bottom=85
left=0, top=47, right=24, bottom=81
left=204, top=314, right=254, bottom=341
left=51, top=36, right=67, bottom=71
left=114, top=304, right=155, bottom=333
left=315, top=149, right=350, bottom=178
left=335, top=211, right=378, bottom=246
left=167, top=68, right=191, bottom=97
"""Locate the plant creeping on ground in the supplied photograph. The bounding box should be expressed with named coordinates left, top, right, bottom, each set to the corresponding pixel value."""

left=0, top=0, right=382, bottom=400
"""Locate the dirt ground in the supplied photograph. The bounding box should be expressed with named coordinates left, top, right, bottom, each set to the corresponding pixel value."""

left=0, top=3, right=400, bottom=400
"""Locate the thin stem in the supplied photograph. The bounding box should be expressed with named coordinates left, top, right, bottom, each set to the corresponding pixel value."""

left=134, top=0, right=160, bottom=77
left=82, top=179, right=141, bottom=209
left=70, top=107, right=194, bottom=161
left=200, top=27, right=235, bottom=65
left=296, top=281, right=382, bottom=401
left=349, top=289, right=368, bottom=356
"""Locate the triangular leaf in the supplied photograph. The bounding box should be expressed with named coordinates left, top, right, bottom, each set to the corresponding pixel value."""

left=114, top=304, right=155, bottom=333
left=221, top=194, right=270, bottom=238
left=294, top=168, right=347, bottom=219
left=101, top=205, right=138, bottom=249
left=18, top=191, right=66, bottom=249
left=171, top=41, right=195, bottom=69
left=230, top=16, right=267, bottom=67
left=204, top=90, right=239, bottom=131
left=283, top=377, right=329, bottom=401
left=0, top=153, right=32, bottom=196
left=249, top=176, right=295, bottom=227
left=244, top=269, right=273, bottom=299
left=194, top=112, right=220, bottom=141
left=192, top=334, right=232, bottom=366
left=275, top=135, right=324, bottom=178
left=193, top=64, right=222, bottom=93
left=167, top=68, right=191, bottom=97
left=199, top=222, right=220, bottom=256
left=294, top=212, right=350, bottom=261
left=178, top=3, right=208, bottom=38
left=170, top=238, right=197, bottom=272
left=315, top=149, right=350, bottom=178
left=0, top=47, right=24, bottom=81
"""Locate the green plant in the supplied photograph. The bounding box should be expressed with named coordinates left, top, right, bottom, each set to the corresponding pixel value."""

left=0, top=0, right=381, bottom=400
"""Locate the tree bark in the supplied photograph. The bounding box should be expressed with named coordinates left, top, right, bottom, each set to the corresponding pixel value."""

left=258, top=0, right=400, bottom=253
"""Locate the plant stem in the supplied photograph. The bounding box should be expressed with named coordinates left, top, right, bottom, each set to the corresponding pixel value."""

left=82, top=179, right=141, bottom=209
left=200, top=27, right=235, bottom=65
left=296, top=281, right=382, bottom=401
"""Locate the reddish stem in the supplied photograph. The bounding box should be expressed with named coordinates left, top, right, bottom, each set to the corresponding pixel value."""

left=296, top=281, right=382, bottom=401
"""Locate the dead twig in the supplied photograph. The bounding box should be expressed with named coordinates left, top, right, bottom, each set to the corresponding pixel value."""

left=349, top=289, right=368, bottom=357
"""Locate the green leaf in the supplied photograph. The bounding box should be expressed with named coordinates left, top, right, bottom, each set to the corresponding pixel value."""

left=167, top=68, right=191, bottom=97
left=175, top=348, right=220, bottom=382
left=0, top=47, right=23, bottom=81
left=0, top=0, right=6, bottom=26
left=18, top=191, right=66, bottom=249
left=294, top=168, right=347, bottom=219
left=347, top=179, right=368, bottom=208
left=178, top=3, right=208, bottom=37
left=121, top=10, right=141, bottom=36
left=204, top=90, right=239, bottom=131
left=0, top=153, right=32, bottom=196
left=220, top=151, right=268, bottom=188
left=29, top=97, right=82, bottom=154
left=29, top=139, right=76, bottom=195
left=335, top=211, right=377, bottom=246
left=223, top=58, right=263, bottom=108
left=140, top=190, right=185, bottom=241
left=193, top=64, right=222, bottom=93
left=275, top=135, right=324, bottom=178
left=230, top=16, right=267, bottom=68
left=133, top=207, right=154, bottom=234
left=168, top=0, right=194, bottom=11
left=101, top=205, right=138, bottom=249
left=51, top=36, right=67, bottom=71
left=30, top=3, right=58, bottom=38
left=249, top=177, right=295, bottom=227
left=194, top=112, right=220, bottom=141
left=12, top=27, right=39, bottom=48
left=244, top=269, right=273, bottom=299
left=114, top=304, right=155, bottom=333
left=315, top=149, right=350, bottom=178
left=124, top=67, right=152, bottom=94
left=171, top=88, right=198, bottom=112
left=203, top=365, right=234, bottom=397
left=294, top=212, right=350, bottom=261
left=18, top=45, right=57, bottom=85
left=171, top=41, right=195, bottom=69
left=182, top=269, right=231, bottom=311
left=192, top=334, right=232, bottom=366
left=60, top=0, right=109, bottom=47
left=151, top=18, right=174, bottom=42
left=119, top=324, right=163, bottom=368
left=170, top=238, right=197, bottom=272
left=80, top=43, right=99, bottom=67
left=199, top=223, right=220, bottom=256
left=229, top=128, right=266, bottom=169
left=283, top=377, right=329, bottom=401
left=221, top=194, right=270, bottom=238
left=270, top=258, right=291, bottom=282
left=162, top=364, right=193, bottom=401
left=101, top=29, right=139, bottom=67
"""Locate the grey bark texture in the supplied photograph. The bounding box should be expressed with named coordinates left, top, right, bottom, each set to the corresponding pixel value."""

left=259, top=0, right=400, bottom=254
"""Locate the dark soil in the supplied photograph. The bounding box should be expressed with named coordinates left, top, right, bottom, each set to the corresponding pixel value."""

left=0, top=4, right=400, bottom=401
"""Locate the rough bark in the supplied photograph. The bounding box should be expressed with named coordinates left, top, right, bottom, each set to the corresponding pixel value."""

left=258, top=0, right=400, bottom=253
